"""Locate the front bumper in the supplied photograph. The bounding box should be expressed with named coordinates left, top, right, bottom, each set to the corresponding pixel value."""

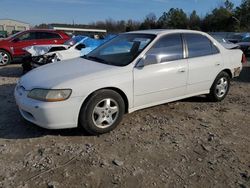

left=14, top=86, right=84, bottom=129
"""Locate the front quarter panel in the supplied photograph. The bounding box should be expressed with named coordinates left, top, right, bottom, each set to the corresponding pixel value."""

left=56, top=69, right=134, bottom=114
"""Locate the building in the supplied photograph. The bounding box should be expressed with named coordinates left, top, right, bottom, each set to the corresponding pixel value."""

left=0, top=19, right=30, bottom=35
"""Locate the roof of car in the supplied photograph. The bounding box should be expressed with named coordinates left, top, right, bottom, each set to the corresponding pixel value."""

left=127, top=29, right=205, bottom=35
left=27, top=29, right=62, bottom=32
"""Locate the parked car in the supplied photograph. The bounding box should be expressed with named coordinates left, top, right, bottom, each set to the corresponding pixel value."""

left=15, top=30, right=244, bottom=135
left=237, top=37, right=250, bottom=55
left=226, top=33, right=250, bottom=44
left=22, top=35, right=116, bottom=72
left=0, top=29, right=70, bottom=66
left=210, top=34, right=239, bottom=49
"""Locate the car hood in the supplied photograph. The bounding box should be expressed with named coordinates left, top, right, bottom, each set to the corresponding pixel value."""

left=20, top=57, right=122, bottom=90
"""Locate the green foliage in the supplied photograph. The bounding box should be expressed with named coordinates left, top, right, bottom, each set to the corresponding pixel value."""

left=225, top=0, right=234, bottom=11
left=35, top=0, right=249, bottom=33
left=189, top=10, right=201, bottom=30
left=158, top=8, right=188, bottom=29
left=140, top=13, right=157, bottom=30
left=235, top=0, right=250, bottom=31
left=202, top=7, right=235, bottom=31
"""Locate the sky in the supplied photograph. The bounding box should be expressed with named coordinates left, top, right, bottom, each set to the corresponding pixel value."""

left=0, top=0, right=242, bottom=26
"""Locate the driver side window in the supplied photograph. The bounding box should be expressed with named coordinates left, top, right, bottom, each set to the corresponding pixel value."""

left=147, top=34, right=184, bottom=63
left=17, top=32, right=36, bottom=41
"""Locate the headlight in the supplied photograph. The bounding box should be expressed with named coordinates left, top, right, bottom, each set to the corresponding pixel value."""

left=27, top=89, right=72, bottom=102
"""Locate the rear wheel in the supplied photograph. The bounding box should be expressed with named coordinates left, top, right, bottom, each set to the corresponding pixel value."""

left=79, top=90, right=125, bottom=135
left=0, top=50, right=11, bottom=66
left=208, top=71, right=230, bottom=102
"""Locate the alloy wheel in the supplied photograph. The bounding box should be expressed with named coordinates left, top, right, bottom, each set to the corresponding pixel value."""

left=0, top=52, right=9, bottom=65
left=92, top=98, right=119, bottom=129
left=215, top=77, right=228, bottom=98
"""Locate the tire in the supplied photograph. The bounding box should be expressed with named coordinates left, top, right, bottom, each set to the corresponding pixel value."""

left=0, top=50, right=11, bottom=66
left=79, top=89, right=125, bottom=135
left=208, top=71, right=230, bottom=102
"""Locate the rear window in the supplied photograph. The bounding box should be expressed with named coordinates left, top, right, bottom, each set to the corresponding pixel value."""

left=185, top=34, right=219, bottom=58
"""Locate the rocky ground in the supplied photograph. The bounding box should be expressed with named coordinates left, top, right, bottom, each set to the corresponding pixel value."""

left=0, top=61, right=249, bottom=188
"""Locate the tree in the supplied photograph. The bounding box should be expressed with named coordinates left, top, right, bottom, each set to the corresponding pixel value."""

left=224, top=0, right=234, bottom=11
left=188, top=10, right=201, bottom=30
left=36, top=0, right=250, bottom=33
left=35, top=23, right=49, bottom=29
left=140, top=13, right=157, bottom=30
left=158, top=8, right=188, bottom=29
left=126, top=19, right=140, bottom=32
left=202, top=3, right=236, bottom=32
left=235, top=0, right=250, bottom=31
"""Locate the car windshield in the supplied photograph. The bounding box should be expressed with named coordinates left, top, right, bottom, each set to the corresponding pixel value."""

left=82, top=33, right=156, bottom=66
left=64, top=36, right=88, bottom=46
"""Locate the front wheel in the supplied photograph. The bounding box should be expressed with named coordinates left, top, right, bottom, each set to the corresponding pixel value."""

left=0, top=50, right=11, bottom=66
left=79, top=90, right=125, bottom=135
left=208, top=71, right=230, bottom=102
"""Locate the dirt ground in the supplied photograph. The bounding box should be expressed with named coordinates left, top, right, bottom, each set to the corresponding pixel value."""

left=0, top=61, right=250, bottom=188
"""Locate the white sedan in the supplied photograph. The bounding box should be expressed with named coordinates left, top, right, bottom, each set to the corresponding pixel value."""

left=15, top=30, right=243, bottom=135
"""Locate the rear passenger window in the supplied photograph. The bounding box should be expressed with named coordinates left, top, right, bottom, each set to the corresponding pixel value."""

left=37, top=32, right=61, bottom=40
left=185, top=34, right=219, bottom=58
left=147, top=34, right=183, bottom=62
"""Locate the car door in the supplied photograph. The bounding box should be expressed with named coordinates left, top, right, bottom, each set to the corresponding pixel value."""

left=133, top=34, right=188, bottom=108
left=11, top=31, right=38, bottom=57
left=36, top=32, right=62, bottom=45
left=184, top=33, right=224, bottom=95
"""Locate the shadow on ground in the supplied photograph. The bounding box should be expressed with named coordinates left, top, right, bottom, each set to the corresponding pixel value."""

left=181, top=94, right=213, bottom=103
left=0, top=64, right=23, bottom=78
left=234, top=66, right=250, bottom=83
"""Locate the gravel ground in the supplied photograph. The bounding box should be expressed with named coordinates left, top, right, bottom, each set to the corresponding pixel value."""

left=0, top=61, right=250, bottom=188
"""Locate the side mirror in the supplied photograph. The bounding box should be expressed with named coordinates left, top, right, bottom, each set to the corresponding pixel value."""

left=137, top=54, right=161, bottom=67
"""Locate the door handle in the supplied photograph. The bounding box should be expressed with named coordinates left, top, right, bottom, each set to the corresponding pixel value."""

left=178, top=68, right=186, bottom=73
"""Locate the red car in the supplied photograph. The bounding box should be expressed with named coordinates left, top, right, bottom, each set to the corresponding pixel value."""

left=0, top=29, right=70, bottom=66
